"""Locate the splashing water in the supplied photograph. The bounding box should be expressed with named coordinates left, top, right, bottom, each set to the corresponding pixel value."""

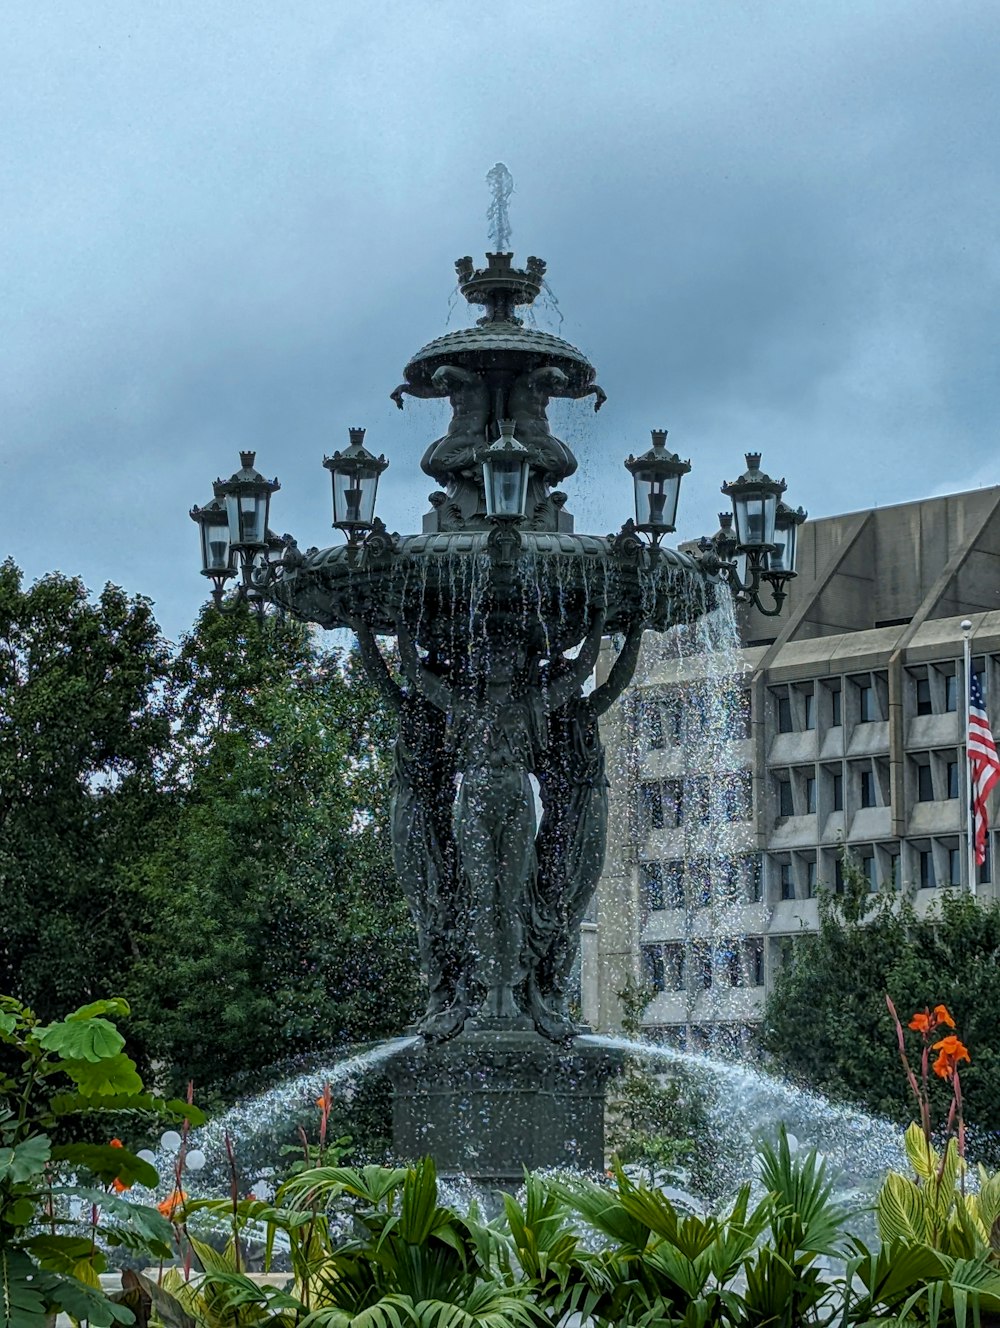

left=584, top=1033, right=905, bottom=1196
left=486, top=162, right=514, bottom=252
left=143, top=1037, right=419, bottom=1193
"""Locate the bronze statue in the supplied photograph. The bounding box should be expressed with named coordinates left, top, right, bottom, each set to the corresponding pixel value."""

left=526, top=620, right=646, bottom=1039
left=507, top=367, right=607, bottom=484
left=392, top=365, right=492, bottom=485
left=350, top=620, right=468, bottom=1039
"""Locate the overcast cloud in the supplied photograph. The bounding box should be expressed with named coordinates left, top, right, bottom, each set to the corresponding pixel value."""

left=2, top=1, right=998, bottom=642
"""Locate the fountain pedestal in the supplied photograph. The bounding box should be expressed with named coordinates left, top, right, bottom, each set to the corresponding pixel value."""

left=385, top=1028, right=624, bottom=1186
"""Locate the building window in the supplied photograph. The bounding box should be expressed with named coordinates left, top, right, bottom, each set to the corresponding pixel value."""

left=949, top=846, right=961, bottom=885
left=723, top=772, right=752, bottom=821
left=806, top=859, right=817, bottom=897
left=947, top=761, right=959, bottom=800
left=834, top=858, right=845, bottom=893
left=663, top=943, right=685, bottom=991
left=647, top=703, right=664, bottom=750
left=664, top=779, right=683, bottom=827
left=831, top=687, right=842, bottom=727
left=726, top=944, right=741, bottom=987
left=859, top=682, right=877, bottom=722
left=640, top=861, right=664, bottom=911
left=665, top=861, right=684, bottom=909
left=803, top=690, right=816, bottom=730
left=860, top=769, right=876, bottom=808
left=945, top=673, right=958, bottom=713
left=805, top=776, right=816, bottom=813
left=777, top=693, right=793, bottom=733
left=780, top=861, right=794, bottom=900
left=746, top=938, right=765, bottom=986
left=735, top=690, right=752, bottom=739
left=694, top=944, right=712, bottom=990
left=639, top=782, right=664, bottom=830
left=917, top=762, right=934, bottom=802
left=832, top=772, right=844, bottom=811
left=746, top=856, right=763, bottom=903
left=916, top=677, right=932, bottom=716
left=981, top=840, right=992, bottom=885
left=688, top=776, right=710, bottom=824
left=777, top=777, right=794, bottom=817
left=641, top=944, right=666, bottom=992
left=862, top=855, right=877, bottom=891
left=919, top=850, right=935, bottom=889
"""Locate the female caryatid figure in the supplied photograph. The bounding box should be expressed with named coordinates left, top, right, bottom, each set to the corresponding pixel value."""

left=397, top=618, right=604, bottom=1025
left=527, top=618, right=646, bottom=1041
left=350, top=620, right=466, bottom=1039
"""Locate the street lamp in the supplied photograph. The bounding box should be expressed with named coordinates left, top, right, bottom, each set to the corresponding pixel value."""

left=190, top=495, right=234, bottom=602
left=716, top=453, right=807, bottom=616
left=624, top=429, right=691, bottom=543
left=324, top=427, right=388, bottom=542
left=480, top=419, right=530, bottom=521
left=214, top=452, right=280, bottom=576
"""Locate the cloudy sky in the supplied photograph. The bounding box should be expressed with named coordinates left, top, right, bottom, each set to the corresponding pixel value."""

left=2, top=1, right=999, bottom=643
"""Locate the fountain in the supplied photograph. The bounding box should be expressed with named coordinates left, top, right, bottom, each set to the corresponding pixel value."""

left=190, top=174, right=804, bottom=1185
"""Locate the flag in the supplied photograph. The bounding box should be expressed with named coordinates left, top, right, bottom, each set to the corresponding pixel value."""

left=968, top=666, right=1000, bottom=866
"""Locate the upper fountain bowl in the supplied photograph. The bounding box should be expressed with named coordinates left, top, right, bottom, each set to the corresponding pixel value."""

left=403, top=323, right=596, bottom=391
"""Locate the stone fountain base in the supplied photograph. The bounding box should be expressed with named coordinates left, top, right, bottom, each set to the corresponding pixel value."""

left=384, top=1024, right=624, bottom=1187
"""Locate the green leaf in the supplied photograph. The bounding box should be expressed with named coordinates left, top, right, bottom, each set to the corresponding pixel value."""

left=51, top=1142, right=158, bottom=1189
left=48, top=1092, right=206, bottom=1126
left=0, top=1013, right=17, bottom=1037
left=47, top=1272, right=135, bottom=1327
left=52, top=1188, right=174, bottom=1259
left=25, top=1236, right=107, bottom=1277
left=66, top=999, right=131, bottom=1023
left=37, top=1017, right=126, bottom=1064
left=0, top=1249, right=49, bottom=1328
left=61, top=1053, right=143, bottom=1096
left=0, top=1135, right=50, bottom=1183
left=877, top=1172, right=928, bottom=1246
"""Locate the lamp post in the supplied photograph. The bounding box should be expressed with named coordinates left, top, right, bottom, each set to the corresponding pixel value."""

left=213, top=452, right=281, bottom=582
left=480, top=419, right=531, bottom=521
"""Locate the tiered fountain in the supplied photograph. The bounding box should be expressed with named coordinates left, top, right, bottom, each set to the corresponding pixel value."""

left=190, top=196, right=803, bottom=1184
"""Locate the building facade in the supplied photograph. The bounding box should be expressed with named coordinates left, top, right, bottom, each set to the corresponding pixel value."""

left=580, top=485, right=1000, bottom=1046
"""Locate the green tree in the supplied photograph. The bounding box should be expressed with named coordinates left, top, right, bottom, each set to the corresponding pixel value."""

left=121, top=602, right=418, bottom=1099
left=764, top=863, right=1000, bottom=1137
left=0, top=561, right=171, bottom=1020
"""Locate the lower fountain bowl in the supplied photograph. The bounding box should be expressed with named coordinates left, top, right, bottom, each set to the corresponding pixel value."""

left=384, top=1027, right=624, bottom=1188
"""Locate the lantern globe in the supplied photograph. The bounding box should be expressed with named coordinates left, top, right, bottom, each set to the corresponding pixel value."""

left=480, top=419, right=530, bottom=520
left=190, top=497, right=233, bottom=580
left=214, top=452, right=280, bottom=556
left=324, top=428, right=388, bottom=538
left=768, top=502, right=807, bottom=576
left=720, top=453, right=786, bottom=550
left=624, top=429, right=691, bottom=536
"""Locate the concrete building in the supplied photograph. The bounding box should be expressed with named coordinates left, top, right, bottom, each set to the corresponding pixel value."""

left=580, top=485, right=1000, bottom=1047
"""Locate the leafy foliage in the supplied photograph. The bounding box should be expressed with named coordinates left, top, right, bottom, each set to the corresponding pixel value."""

left=763, top=865, right=1000, bottom=1136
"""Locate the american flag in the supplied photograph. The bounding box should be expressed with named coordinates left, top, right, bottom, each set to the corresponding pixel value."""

left=968, top=665, right=1000, bottom=866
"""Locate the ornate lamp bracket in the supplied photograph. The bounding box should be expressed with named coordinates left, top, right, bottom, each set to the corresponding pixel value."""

left=486, top=520, right=523, bottom=565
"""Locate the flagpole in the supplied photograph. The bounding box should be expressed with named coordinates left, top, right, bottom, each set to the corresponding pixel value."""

left=963, top=618, right=975, bottom=895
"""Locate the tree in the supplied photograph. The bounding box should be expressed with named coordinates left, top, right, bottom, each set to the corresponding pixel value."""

left=763, top=863, right=1000, bottom=1139
left=120, top=602, right=419, bottom=1100
left=0, top=560, right=171, bottom=1019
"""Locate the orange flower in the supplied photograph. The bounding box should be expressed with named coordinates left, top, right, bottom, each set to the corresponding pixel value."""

left=909, top=1012, right=932, bottom=1033
left=315, top=1095, right=328, bottom=1111
left=933, top=1005, right=956, bottom=1029
left=109, top=1138, right=124, bottom=1149
left=932, top=1034, right=971, bottom=1079
left=157, top=1188, right=187, bottom=1219
left=108, top=1138, right=131, bottom=1193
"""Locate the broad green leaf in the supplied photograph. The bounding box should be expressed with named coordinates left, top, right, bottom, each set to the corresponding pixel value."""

left=0, top=1135, right=50, bottom=1183
left=877, top=1172, right=928, bottom=1246
left=37, top=1017, right=126, bottom=1064
left=61, top=1053, right=143, bottom=1096
left=0, top=1013, right=17, bottom=1036
left=53, top=1187, right=174, bottom=1258
left=25, top=1236, right=107, bottom=1277
left=51, top=1142, right=158, bottom=1189
left=46, top=1272, right=135, bottom=1327
left=66, top=999, right=131, bottom=1022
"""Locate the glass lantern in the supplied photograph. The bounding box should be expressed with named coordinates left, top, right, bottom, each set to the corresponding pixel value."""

left=767, top=502, right=808, bottom=576
left=214, top=452, right=280, bottom=558
left=190, top=497, right=233, bottom=580
left=721, top=453, right=786, bottom=550
left=481, top=419, right=530, bottom=520
left=624, top=430, right=691, bottom=536
left=323, top=428, right=388, bottom=539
